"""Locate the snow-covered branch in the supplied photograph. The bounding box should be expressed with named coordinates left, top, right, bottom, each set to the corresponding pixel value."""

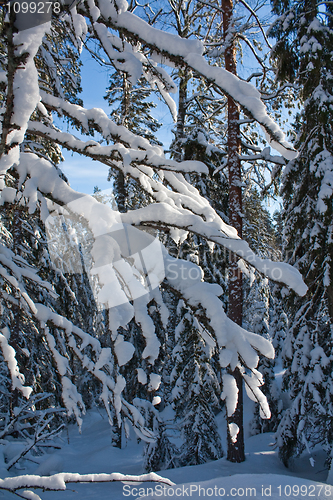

left=14, top=151, right=306, bottom=295
left=0, top=23, right=49, bottom=173
left=0, top=471, right=174, bottom=499
left=28, top=121, right=207, bottom=174
left=84, top=1, right=297, bottom=158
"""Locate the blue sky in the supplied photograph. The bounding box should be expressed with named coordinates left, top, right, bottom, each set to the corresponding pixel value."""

left=60, top=52, right=116, bottom=194
left=60, top=50, right=174, bottom=195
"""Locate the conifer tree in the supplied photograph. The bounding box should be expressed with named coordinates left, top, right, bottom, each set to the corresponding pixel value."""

left=171, top=303, right=223, bottom=465
left=104, top=68, right=161, bottom=213
left=270, top=0, right=333, bottom=466
left=0, top=13, right=93, bottom=450
left=242, top=189, right=281, bottom=435
left=157, top=0, right=228, bottom=465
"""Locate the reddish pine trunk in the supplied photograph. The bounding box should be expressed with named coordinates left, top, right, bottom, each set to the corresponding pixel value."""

left=222, top=0, right=245, bottom=463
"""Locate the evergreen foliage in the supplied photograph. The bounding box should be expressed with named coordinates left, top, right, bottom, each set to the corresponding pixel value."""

left=171, top=303, right=223, bottom=465
left=104, top=68, right=160, bottom=213
left=242, top=189, right=281, bottom=435
left=270, top=0, right=333, bottom=466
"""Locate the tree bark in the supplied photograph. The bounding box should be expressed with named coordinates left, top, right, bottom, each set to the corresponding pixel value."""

left=173, top=72, right=188, bottom=162
left=115, top=72, right=131, bottom=214
left=115, top=169, right=127, bottom=214
left=0, top=15, right=21, bottom=159
left=222, top=0, right=245, bottom=463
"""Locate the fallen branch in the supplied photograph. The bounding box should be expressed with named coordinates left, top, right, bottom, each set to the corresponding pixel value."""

left=0, top=471, right=175, bottom=499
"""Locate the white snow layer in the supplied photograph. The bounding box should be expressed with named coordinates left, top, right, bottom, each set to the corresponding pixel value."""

left=0, top=471, right=174, bottom=494
left=114, top=334, right=135, bottom=366
left=139, top=474, right=330, bottom=499
left=228, top=423, right=239, bottom=443
left=112, top=11, right=203, bottom=58
left=221, top=374, right=238, bottom=417
left=243, top=370, right=271, bottom=419
left=0, top=23, right=49, bottom=174
left=137, top=368, right=148, bottom=385
left=148, top=373, right=161, bottom=392
left=0, top=329, right=32, bottom=399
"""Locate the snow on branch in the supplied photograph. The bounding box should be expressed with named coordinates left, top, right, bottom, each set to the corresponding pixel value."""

left=1, top=160, right=301, bottom=426
left=0, top=156, right=302, bottom=436
left=0, top=247, right=54, bottom=294
left=90, top=1, right=297, bottom=159
left=122, top=207, right=308, bottom=297
left=28, top=121, right=207, bottom=174
left=0, top=23, right=49, bottom=174
left=0, top=256, right=38, bottom=315
left=8, top=153, right=283, bottom=375
left=39, top=91, right=164, bottom=153
left=243, top=370, right=271, bottom=419
left=0, top=2, right=308, bottom=459
left=0, top=328, right=32, bottom=399
left=32, top=301, right=157, bottom=440
left=0, top=471, right=174, bottom=499
left=0, top=201, right=153, bottom=437
left=15, top=151, right=307, bottom=296
left=90, top=19, right=178, bottom=117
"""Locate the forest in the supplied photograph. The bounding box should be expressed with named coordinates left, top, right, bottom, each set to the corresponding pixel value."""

left=0, top=0, right=332, bottom=498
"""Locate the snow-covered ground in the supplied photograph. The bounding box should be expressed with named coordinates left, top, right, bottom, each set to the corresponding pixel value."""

left=2, top=409, right=331, bottom=500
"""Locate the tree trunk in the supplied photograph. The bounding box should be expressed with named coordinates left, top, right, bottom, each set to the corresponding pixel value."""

left=222, top=0, right=245, bottom=463
left=10, top=207, right=24, bottom=421
left=115, top=169, right=127, bottom=214
left=173, top=71, right=188, bottom=162
left=111, top=423, right=122, bottom=449
left=115, top=72, right=131, bottom=214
